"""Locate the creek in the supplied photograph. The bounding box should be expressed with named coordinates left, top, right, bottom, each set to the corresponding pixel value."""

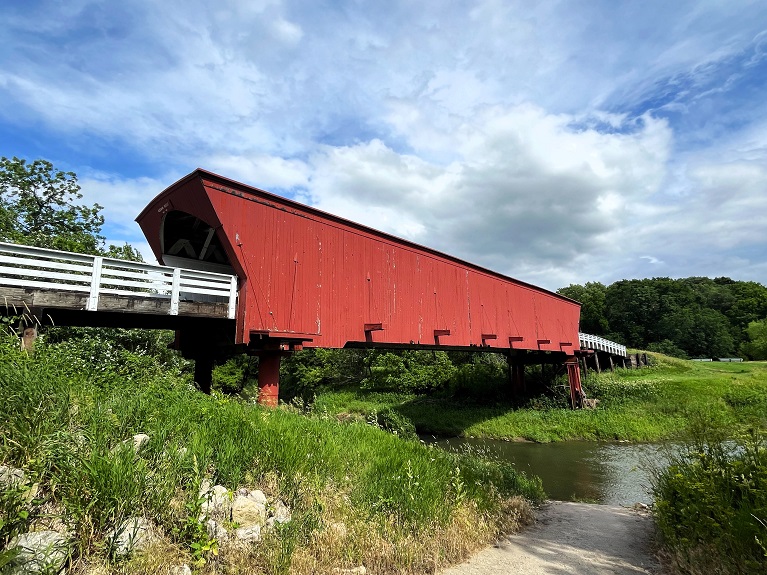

left=430, top=437, right=670, bottom=506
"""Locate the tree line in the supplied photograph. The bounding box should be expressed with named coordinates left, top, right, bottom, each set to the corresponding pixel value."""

left=558, top=278, right=767, bottom=359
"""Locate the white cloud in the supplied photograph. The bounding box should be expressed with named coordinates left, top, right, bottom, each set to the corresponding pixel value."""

left=300, top=105, right=672, bottom=290
left=641, top=256, right=664, bottom=265
left=2, top=0, right=767, bottom=290
left=205, top=154, right=310, bottom=191
left=78, top=173, right=178, bottom=261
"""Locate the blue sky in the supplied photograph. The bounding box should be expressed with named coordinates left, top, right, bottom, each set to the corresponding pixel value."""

left=1, top=0, right=766, bottom=291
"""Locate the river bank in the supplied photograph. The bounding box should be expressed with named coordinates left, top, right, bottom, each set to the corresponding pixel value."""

left=313, top=354, right=767, bottom=442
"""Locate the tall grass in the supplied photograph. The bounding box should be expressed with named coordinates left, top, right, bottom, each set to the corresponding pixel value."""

left=652, top=420, right=767, bottom=575
left=0, top=331, right=543, bottom=573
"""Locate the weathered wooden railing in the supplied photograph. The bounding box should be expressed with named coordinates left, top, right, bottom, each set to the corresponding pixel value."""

left=0, top=242, right=238, bottom=319
left=579, top=332, right=626, bottom=357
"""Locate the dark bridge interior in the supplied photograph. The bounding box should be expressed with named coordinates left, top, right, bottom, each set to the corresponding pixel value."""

left=161, top=211, right=234, bottom=274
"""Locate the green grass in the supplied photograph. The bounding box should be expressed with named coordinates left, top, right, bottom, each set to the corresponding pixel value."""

left=652, top=426, right=767, bottom=575
left=0, top=333, right=543, bottom=574
left=313, top=354, right=767, bottom=442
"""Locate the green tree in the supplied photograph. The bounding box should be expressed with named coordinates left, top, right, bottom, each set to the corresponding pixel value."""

left=604, top=279, right=660, bottom=347
left=557, top=282, right=609, bottom=334
left=104, top=242, right=144, bottom=262
left=658, top=307, right=735, bottom=358
left=723, top=282, right=767, bottom=331
left=740, top=319, right=767, bottom=360
left=565, top=276, right=764, bottom=358
left=0, top=156, right=105, bottom=254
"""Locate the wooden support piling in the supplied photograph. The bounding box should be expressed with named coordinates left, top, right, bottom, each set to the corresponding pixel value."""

left=21, top=326, right=37, bottom=353
left=194, top=355, right=214, bottom=394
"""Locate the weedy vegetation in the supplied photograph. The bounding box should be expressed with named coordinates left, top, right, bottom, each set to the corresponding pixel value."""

left=652, top=418, right=767, bottom=575
left=0, top=327, right=543, bottom=574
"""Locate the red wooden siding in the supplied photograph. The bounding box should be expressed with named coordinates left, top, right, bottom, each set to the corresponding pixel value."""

left=136, top=170, right=580, bottom=352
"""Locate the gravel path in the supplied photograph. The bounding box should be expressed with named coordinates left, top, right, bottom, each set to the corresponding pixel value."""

left=442, top=501, right=665, bottom=575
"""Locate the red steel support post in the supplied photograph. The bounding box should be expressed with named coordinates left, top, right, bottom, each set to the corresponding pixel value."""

left=257, top=352, right=282, bottom=407
left=565, top=356, right=583, bottom=409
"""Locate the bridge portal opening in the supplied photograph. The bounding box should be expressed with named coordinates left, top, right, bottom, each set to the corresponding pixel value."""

left=161, top=210, right=235, bottom=275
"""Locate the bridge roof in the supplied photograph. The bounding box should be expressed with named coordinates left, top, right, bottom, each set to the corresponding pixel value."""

left=137, top=168, right=577, bottom=306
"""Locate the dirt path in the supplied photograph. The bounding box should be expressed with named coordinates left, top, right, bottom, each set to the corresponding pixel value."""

left=442, top=501, right=665, bottom=575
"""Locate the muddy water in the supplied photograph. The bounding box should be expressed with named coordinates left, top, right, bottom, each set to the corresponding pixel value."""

left=430, top=437, right=669, bottom=505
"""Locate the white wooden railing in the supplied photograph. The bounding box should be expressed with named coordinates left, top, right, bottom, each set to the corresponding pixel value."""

left=579, top=332, right=626, bottom=357
left=0, top=242, right=238, bottom=319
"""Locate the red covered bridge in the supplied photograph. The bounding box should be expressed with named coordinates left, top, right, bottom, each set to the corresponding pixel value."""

left=136, top=169, right=585, bottom=405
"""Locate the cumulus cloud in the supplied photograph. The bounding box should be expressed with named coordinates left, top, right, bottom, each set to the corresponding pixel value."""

left=78, top=172, right=180, bottom=261
left=2, top=0, right=767, bottom=290
left=298, top=105, right=673, bottom=289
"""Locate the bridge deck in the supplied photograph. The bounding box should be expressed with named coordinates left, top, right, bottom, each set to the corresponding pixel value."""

left=0, top=242, right=238, bottom=321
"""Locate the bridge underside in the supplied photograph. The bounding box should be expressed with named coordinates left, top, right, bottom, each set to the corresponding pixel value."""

left=1, top=287, right=232, bottom=323
left=1, top=287, right=238, bottom=383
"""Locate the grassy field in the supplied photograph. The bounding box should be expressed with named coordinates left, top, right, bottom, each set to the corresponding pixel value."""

left=313, top=354, right=767, bottom=442
left=0, top=332, right=544, bottom=574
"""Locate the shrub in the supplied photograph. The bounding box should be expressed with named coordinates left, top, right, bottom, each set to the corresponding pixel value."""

left=374, top=407, right=418, bottom=440
left=362, top=351, right=456, bottom=393
left=653, top=428, right=767, bottom=575
left=280, top=348, right=368, bottom=399
left=449, top=353, right=508, bottom=399
left=212, top=354, right=257, bottom=394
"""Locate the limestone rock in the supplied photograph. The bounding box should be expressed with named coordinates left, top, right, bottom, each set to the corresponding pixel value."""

left=235, top=524, right=262, bottom=542
left=271, top=500, right=292, bottom=524
left=107, top=517, right=156, bottom=557
left=199, top=484, right=232, bottom=520
left=583, top=398, right=600, bottom=409
left=171, top=565, right=192, bottom=575
left=205, top=518, right=228, bottom=542
left=212, top=484, right=229, bottom=498
left=248, top=489, right=268, bottom=506
left=0, top=465, right=26, bottom=488
left=232, top=494, right=266, bottom=527
left=131, top=434, right=150, bottom=450
left=7, top=530, right=70, bottom=574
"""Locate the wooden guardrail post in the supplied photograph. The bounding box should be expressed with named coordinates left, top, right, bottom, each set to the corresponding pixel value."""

left=87, top=256, right=103, bottom=311
left=170, top=268, right=182, bottom=316
left=227, top=275, right=238, bottom=319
